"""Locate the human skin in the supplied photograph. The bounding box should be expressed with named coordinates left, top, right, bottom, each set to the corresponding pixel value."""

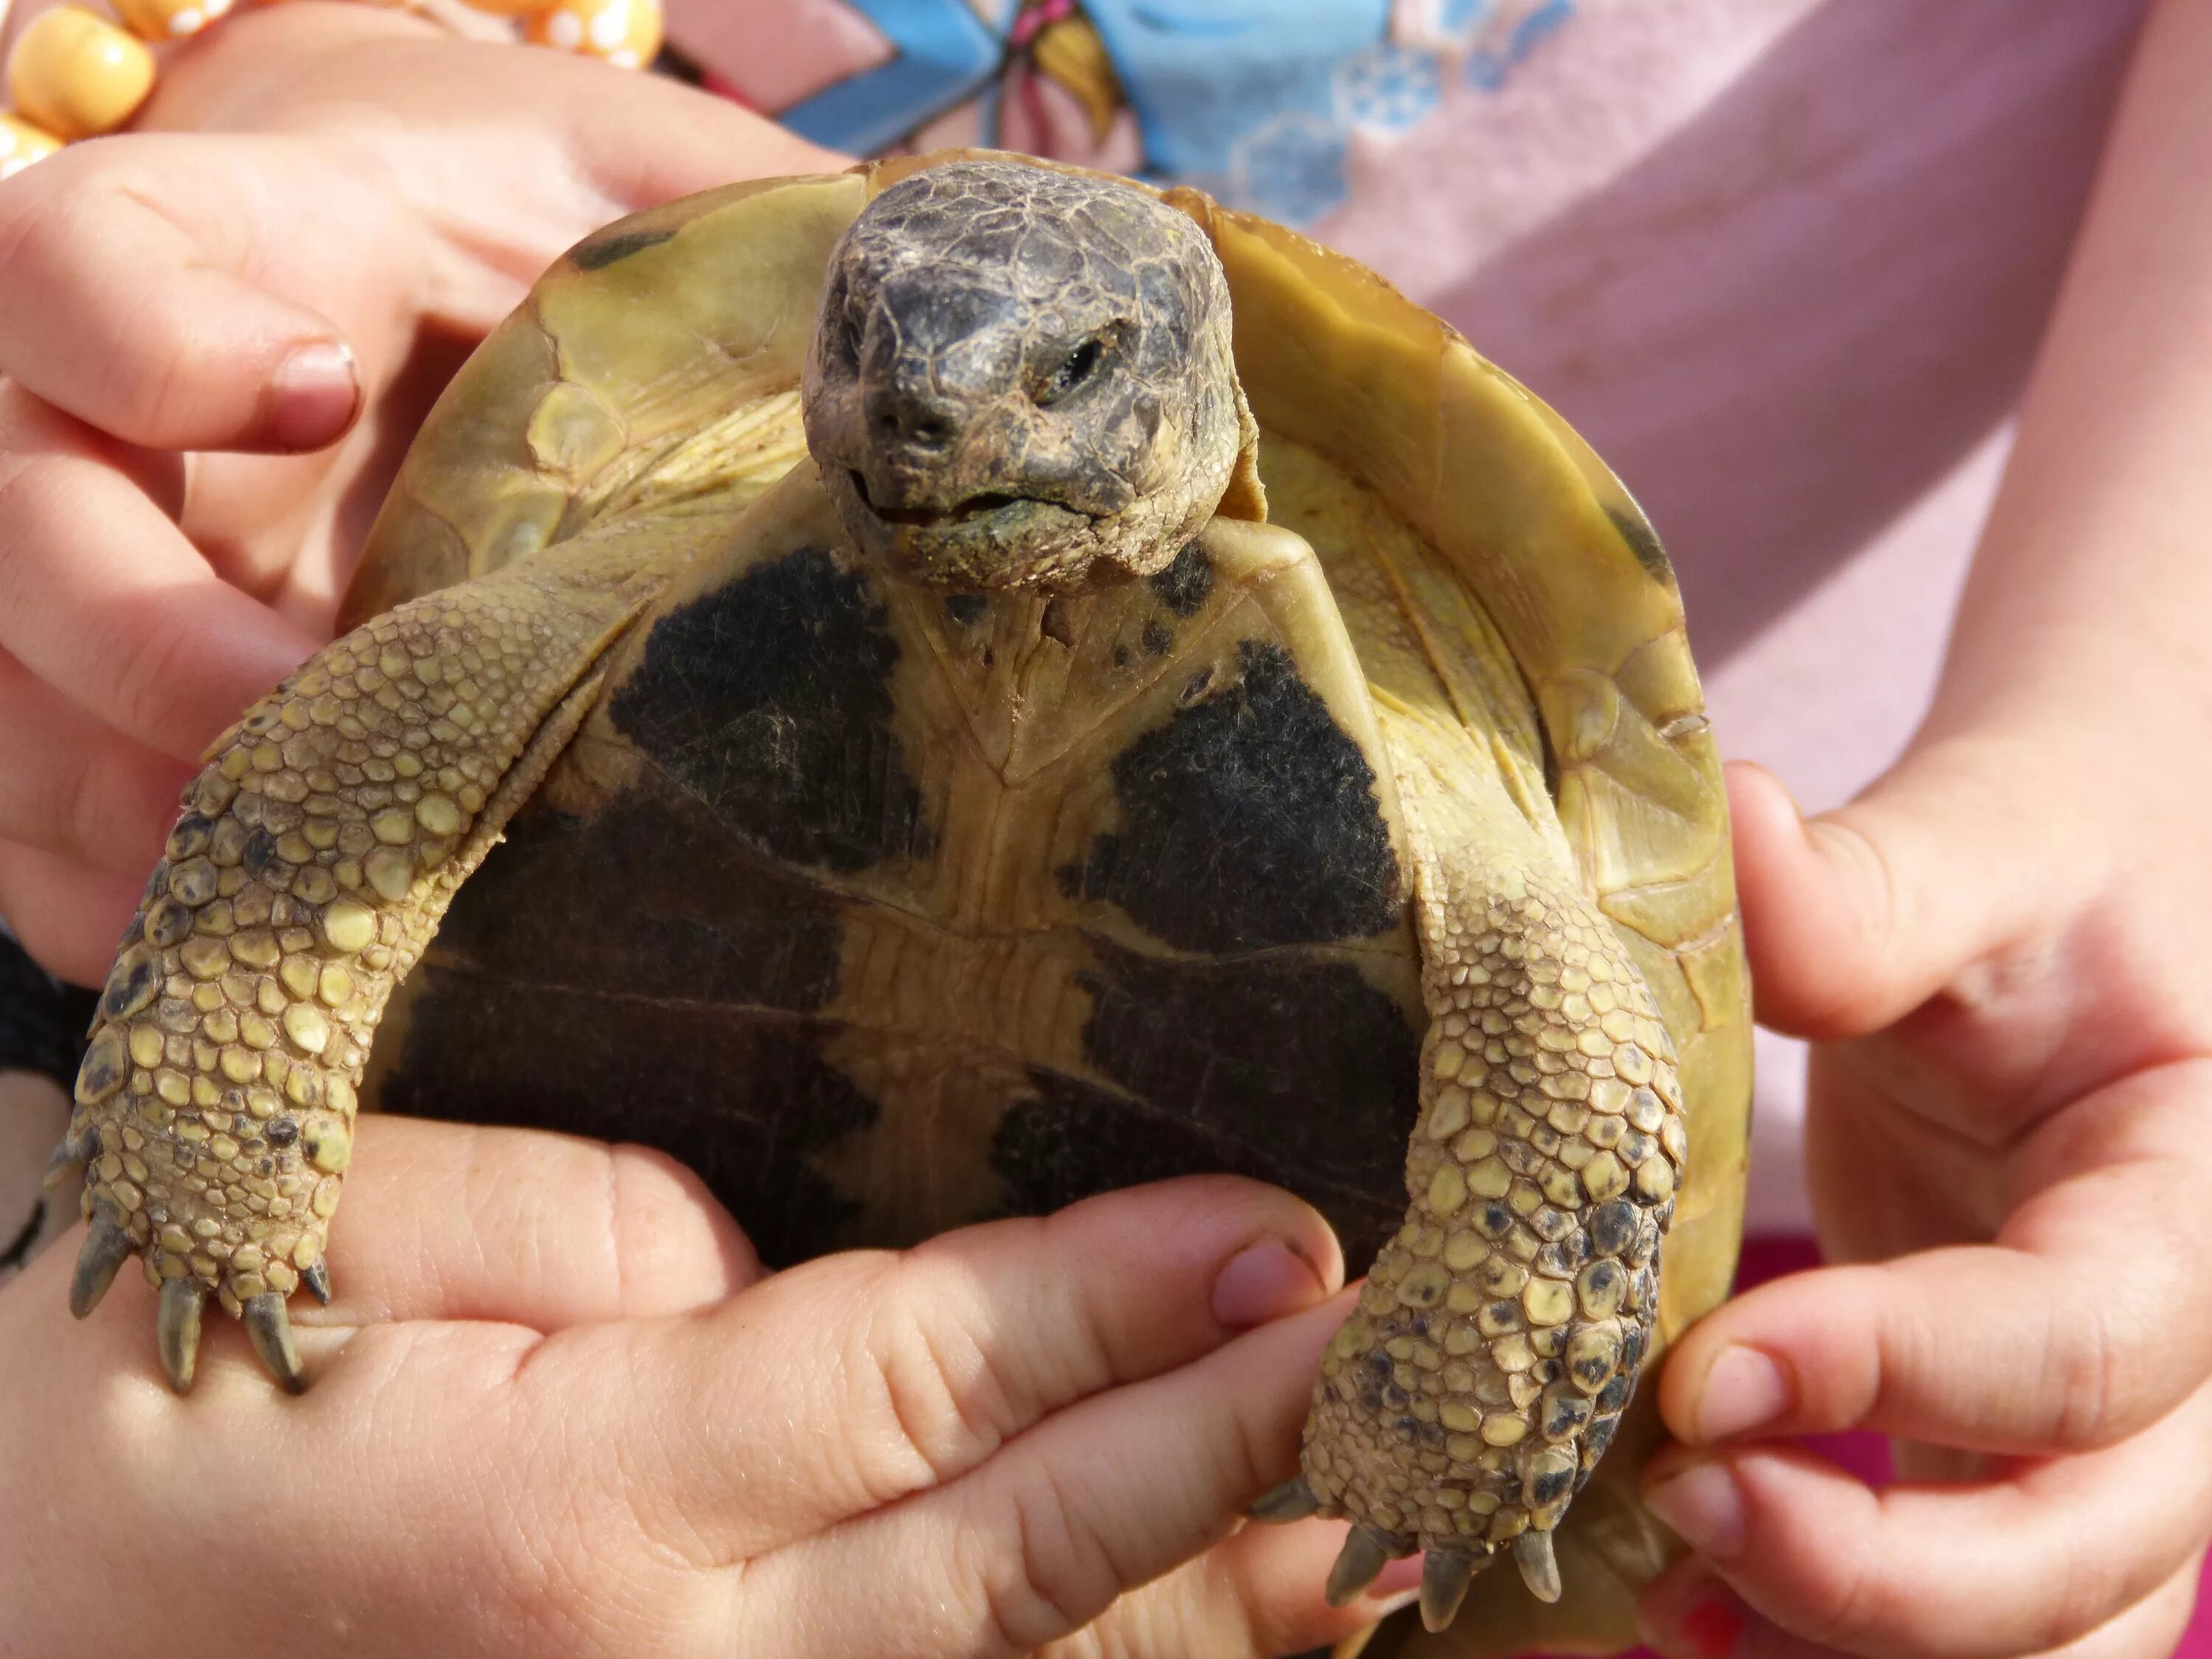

left=4, top=1, right=2212, bottom=1656
left=0, top=1114, right=1429, bottom=1656
left=1635, top=2, right=2212, bottom=1655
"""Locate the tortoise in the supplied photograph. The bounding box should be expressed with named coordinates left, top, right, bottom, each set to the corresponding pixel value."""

left=52, top=152, right=1750, bottom=1651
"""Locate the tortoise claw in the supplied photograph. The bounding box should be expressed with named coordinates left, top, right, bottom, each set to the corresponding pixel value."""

left=1324, top=1523, right=1401, bottom=1607
left=157, top=1279, right=205, bottom=1394
left=1513, top=1527, right=1562, bottom=1604
left=41, top=1122, right=96, bottom=1190
left=69, top=1217, right=133, bottom=1318
left=301, top=1259, right=333, bottom=1306
left=243, top=1293, right=306, bottom=1394
left=1420, top=1549, right=1482, bottom=1632
left=1248, top=1477, right=1321, bottom=1523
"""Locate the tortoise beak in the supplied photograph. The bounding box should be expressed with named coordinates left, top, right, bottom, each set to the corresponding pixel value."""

left=846, top=473, right=1023, bottom=531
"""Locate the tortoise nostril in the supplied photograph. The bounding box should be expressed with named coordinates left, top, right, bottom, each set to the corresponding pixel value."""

left=873, top=403, right=955, bottom=449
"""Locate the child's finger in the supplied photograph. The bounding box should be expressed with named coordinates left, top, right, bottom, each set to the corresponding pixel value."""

left=0, top=655, right=189, bottom=876
left=35, top=1113, right=759, bottom=1399
left=1637, top=1382, right=2212, bottom=1659
left=1658, top=1061, right=2212, bottom=1456
left=159, top=7, right=849, bottom=217
left=0, top=134, right=366, bottom=454
left=0, top=390, right=321, bottom=764
left=1074, top=1515, right=1422, bottom=1658
left=1638, top=1550, right=2205, bottom=1659
left=1726, top=758, right=2098, bottom=1044
left=299, top=1115, right=761, bottom=1329
left=0, top=839, right=143, bottom=987
left=723, top=1294, right=1367, bottom=1658
left=529, top=1176, right=1343, bottom=1562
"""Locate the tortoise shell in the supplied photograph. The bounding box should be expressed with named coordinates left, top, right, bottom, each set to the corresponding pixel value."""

left=136, top=152, right=1752, bottom=1657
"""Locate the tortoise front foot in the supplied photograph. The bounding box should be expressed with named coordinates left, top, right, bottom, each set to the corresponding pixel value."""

left=63, top=1158, right=321, bottom=1395
left=53, top=582, right=598, bottom=1394
left=1256, top=844, right=1688, bottom=1628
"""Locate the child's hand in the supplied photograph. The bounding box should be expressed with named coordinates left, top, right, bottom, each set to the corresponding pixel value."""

left=1635, top=751, right=2212, bottom=1659
left=1634, top=6, right=2212, bottom=1649
left=0, top=4, right=838, bottom=986
left=0, top=1120, right=1411, bottom=1655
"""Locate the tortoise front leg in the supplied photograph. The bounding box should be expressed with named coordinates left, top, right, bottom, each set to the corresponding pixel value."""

left=1256, top=734, right=1688, bottom=1631
left=52, top=548, right=668, bottom=1392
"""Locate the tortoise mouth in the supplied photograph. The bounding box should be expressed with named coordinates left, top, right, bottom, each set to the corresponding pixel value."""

left=848, top=472, right=1088, bottom=531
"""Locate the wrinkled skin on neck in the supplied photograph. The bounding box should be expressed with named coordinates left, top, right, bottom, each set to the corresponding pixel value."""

left=802, top=159, right=1245, bottom=590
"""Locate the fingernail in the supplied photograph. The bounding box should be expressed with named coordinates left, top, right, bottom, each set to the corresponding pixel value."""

left=268, top=340, right=361, bottom=451
left=1212, top=1241, right=1326, bottom=1329
left=1695, top=1346, right=1790, bottom=1441
left=1644, top=1463, right=1745, bottom=1560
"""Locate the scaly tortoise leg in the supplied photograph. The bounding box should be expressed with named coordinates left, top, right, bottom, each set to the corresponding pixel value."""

left=1253, top=730, right=1688, bottom=1630
left=49, top=543, right=672, bottom=1391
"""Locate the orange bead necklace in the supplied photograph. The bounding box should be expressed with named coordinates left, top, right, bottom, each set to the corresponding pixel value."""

left=0, top=0, right=664, bottom=175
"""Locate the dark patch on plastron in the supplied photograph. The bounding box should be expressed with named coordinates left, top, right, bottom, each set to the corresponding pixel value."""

left=1141, top=620, right=1172, bottom=657
left=943, top=593, right=989, bottom=627
left=385, top=985, right=877, bottom=1267
left=1069, top=640, right=1399, bottom=953
left=1147, top=540, right=1213, bottom=616
left=414, top=783, right=848, bottom=1020
left=610, top=547, right=930, bottom=872
left=376, top=774, right=867, bottom=1265
left=1607, top=505, right=1674, bottom=581
left=571, top=226, right=676, bottom=271
left=378, top=782, right=875, bottom=1265
left=987, top=941, right=1420, bottom=1271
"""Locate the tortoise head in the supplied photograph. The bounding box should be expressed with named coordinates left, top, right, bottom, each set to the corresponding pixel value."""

left=803, top=159, right=1248, bottom=590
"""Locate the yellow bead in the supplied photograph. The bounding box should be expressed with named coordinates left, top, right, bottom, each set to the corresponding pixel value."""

left=524, top=0, right=662, bottom=69
left=111, top=0, right=235, bottom=41
left=0, top=113, right=61, bottom=178
left=8, top=7, right=156, bottom=140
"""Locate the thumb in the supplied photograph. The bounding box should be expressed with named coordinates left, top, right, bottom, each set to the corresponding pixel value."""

left=1727, top=751, right=2079, bottom=1040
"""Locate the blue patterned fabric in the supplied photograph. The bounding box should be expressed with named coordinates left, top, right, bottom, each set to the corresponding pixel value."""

left=764, top=0, right=1576, bottom=225
left=1466, top=0, right=1573, bottom=91
left=1334, top=42, right=1444, bottom=134
left=1077, top=0, right=1389, bottom=182
left=781, top=1, right=1007, bottom=156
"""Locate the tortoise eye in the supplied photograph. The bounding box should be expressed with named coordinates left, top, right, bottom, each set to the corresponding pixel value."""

left=1038, top=335, right=1107, bottom=404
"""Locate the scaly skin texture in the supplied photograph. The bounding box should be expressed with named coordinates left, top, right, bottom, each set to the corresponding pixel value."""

left=1287, top=720, right=1685, bottom=1624
left=804, top=159, right=1259, bottom=588
left=62, top=536, right=672, bottom=1386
